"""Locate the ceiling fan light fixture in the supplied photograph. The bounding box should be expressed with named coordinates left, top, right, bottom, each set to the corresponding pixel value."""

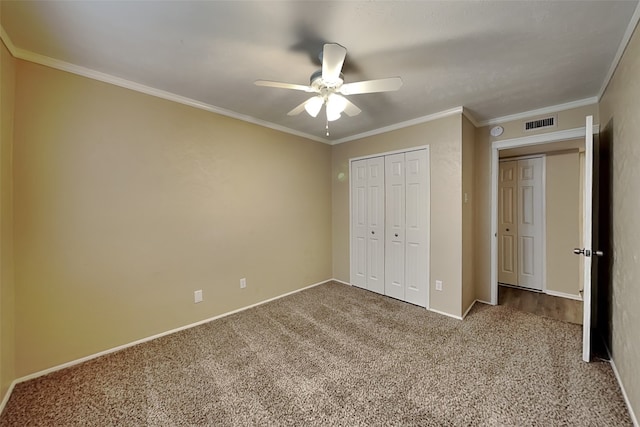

left=304, top=96, right=323, bottom=117
left=326, top=108, right=341, bottom=122
left=327, top=93, right=348, bottom=115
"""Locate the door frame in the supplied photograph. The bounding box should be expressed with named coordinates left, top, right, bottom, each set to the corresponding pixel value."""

left=349, top=145, right=430, bottom=309
left=490, top=125, right=598, bottom=305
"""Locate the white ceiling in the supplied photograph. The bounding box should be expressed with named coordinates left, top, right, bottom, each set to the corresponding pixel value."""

left=2, top=1, right=639, bottom=143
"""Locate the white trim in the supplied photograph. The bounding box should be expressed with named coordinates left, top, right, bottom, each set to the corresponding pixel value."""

left=500, top=154, right=548, bottom=162
left=462, top=108, right=481, bottom=128
left=331, top=278, right=351, bottom=286
left=541, top=155, right=547, bottom=293
left=480, top=98, right=598, bottom=127
left=582, top=115, right=594, bottom=362
left=599, top=2, right=640, bottom=100
left=0, top=380, right=17, bottom=415
left=476, top=299, right=492, bottom=306
left=3, top=39, right=330, bottom=145
left=331, top=107, right=463, bottom=145
left=490, top=125, right=597, bottom=305
left=496, top=125, right=600, bottom=150
left=429, top=308, right=463, bottom=321
left=1, top=23, right=466, bottom=147
left=609, top=355, right=640, bottom=426
left=10, top=279, right=332, bottom=385
left=545, top=290, right=583, bottom=301
left=349, top=145, right=430, bottom=163
left=490, top=144, right=499, bottom=305
left=462, top=300, right=477, bottom=319
left=0, top=26, right=18, bottom=56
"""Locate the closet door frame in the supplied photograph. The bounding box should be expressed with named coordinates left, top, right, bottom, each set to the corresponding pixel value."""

left=349, top=145, right=430, bottom=309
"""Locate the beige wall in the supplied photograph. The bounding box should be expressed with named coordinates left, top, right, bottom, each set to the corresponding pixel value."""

left=545, top=151, right=581, bottom=297
left=0, top=40, right=16, bottom=400
left=12, top=60, right=332, bottom=376
left=332, top=114, right=463, bottom=317
left=599, top=24, right=640, bottom=420
left=461, top=115, right=475, bottom=314
left=474, top=104, right=599, bottom=303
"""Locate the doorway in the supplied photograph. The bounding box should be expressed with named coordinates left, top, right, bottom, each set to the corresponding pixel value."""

left=490, top=119, right=597, bottom=361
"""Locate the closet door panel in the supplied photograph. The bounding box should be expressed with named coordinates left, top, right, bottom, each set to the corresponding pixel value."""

left=404, top=150, right=428, bottom=307
left=498, top=160, right=518, bottom=285
left=350, top=159, right=368, bottom=288
left=385, top=154, right=405, bottom=300
left=367, top=157, right=385, bottom=294
left=517, top=158, right=543, bottom=290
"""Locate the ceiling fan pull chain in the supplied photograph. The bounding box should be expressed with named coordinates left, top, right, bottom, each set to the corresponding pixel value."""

left=326, top=119, right=330, bottom=137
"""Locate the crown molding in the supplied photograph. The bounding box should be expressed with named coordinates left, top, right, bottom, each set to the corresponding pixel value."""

left=599, top=2, right=640, bottom=99
left=462, top=107, right=480, bottom=127
left=331, top=106, right=464, bottom=145
left=479, top=97, right=599, bottom=127
left=1, top=26, right=330, bottom=145
left=2, top=31, right=467, bottom=146
left=0, top=25, right=18, bottom=56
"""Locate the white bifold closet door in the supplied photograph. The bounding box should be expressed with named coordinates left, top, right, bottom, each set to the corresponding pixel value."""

left=351, top=156, right=385, bottom=294
left=385, top=151, right=429, bottom=306
left=351, top=149, right=428, bottom=307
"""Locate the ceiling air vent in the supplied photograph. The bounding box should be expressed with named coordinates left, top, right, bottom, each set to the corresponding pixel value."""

left=524, top=115, right=556, bottom=132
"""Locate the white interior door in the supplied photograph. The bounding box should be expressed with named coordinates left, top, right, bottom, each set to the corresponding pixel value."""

left=498, top=161, right=518, bottom=285
left=403, top=150, right=429, bottom=307
left=351, top=159, right=368, bottom=289
left=385, top=153, right=405, bottom=301
left=366, top=157, right=385, bottom=294
left=580, top=115, right=594, bottom=362
left=517, top=158, right=543, bottom=290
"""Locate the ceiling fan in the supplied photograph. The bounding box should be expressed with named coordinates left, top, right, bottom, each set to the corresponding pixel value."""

left=255, top=43, right=402, bottom=124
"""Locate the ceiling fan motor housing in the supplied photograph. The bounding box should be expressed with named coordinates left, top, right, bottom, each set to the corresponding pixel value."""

left=310, top=70, right=344, bottom=90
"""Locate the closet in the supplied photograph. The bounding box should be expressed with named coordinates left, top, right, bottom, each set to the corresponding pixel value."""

left=350, top=149, right=429, bottom=307
left=498, top=157, right=544, bottom=291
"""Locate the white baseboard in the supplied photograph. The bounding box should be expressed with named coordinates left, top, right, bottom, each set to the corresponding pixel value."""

left=476, top=299, right=493, bottom=306
left=429, top=307, right=463, bottom=320
left=462, top=300, right=478, bottom=319
left=545, top=290, right=582, bottom=301
left=6, top=278, right=333, bottom=391
left=0, top=380, right=17, bottom=416
left=608, top=354, right=639, bottom=426
left=331, top=278, right=351, bottom=286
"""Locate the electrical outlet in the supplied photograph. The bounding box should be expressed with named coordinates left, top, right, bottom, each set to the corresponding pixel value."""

left=240, top=278, right=246, bottom=289
left=435, top=280, right=443, bottom=291
left=194, top=290, right=203, bottom=303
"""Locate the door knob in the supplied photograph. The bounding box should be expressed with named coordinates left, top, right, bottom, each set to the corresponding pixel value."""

left=574, top=248, right=595, bottom=257
left=395, top=233, right=399, bottom=237
left=506, top=228, right=510, bottom=232
left=371, top=231, right=375, bottom=235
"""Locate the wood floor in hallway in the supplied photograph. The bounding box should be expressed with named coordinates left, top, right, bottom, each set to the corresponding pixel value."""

left=498, top=285, right=583, bottom=324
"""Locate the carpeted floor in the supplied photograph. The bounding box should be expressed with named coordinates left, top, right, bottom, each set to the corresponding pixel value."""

left=0, top=281, right=632, bottom=426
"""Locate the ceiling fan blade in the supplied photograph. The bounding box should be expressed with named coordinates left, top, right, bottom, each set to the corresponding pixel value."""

left=287, top=99, right=310, bottom=116
left=340, top=77, right=403, bottom=95
left=255, top=80, right=314, bottom=92
left=343, top=99, right=362, bottom=117
left=322, top=43, right=347, bottom=84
